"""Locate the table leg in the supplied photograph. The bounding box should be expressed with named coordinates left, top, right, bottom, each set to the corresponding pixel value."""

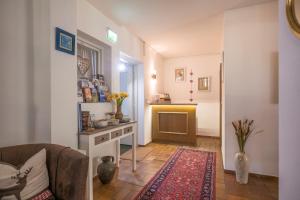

left=88, top=156, right=93, bottom=200
left=116, top=139, right=120, bottom=167
left=132, top=132, right=137, bottom=171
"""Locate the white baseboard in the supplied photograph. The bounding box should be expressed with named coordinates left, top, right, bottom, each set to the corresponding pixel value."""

left=197, top=128, right=219, bottom=137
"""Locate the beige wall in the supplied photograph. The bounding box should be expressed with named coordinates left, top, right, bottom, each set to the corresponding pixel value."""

left=163, top=55, right=220, bottom=103
left=0, top=0, right=51, bottom=147
left=77, top=0, right=136, bottom=156
left=143, top=45, right=164, bottom=144
left=154, top=14, right=224, bottom=58
left=144, top=45, right=164, bottom=101
left=163, top=55, right=221, bottom=137
left=0, top=0, right=79, bottom=148
left=0, top=0, right=80, bottom=148
left=77, top=0, right=141, bottom=93
left=0, top=0, right=163, bottom=148
left=77, top=0, right=164, bottom=146
left=50, top=0, right=78, bottom=148
left=279, top=0, right=300, bottom=198
left=223, top=1, right=278, bottom=176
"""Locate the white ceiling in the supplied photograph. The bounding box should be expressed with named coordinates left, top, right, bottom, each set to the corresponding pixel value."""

left=87, top=0, right=275, bottom=58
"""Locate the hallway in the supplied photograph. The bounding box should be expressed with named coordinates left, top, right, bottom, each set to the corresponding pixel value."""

left=93, top=137, right=278, bottom=200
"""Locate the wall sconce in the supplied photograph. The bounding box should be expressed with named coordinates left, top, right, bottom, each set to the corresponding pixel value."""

left=151, top=73, right=157, bottom=80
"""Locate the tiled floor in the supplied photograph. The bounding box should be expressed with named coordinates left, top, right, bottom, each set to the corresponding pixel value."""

left=93, top=137, right=278, bottom=200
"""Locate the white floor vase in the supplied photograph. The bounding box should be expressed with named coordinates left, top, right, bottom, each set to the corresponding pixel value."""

left=234, top=152, right=249, bottom=184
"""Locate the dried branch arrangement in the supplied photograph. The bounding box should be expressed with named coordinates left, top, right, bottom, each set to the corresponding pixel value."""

left=232, top=119, right=262, bottom=153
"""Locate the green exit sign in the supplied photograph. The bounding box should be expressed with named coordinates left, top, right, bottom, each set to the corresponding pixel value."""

left=107, top=29, right=118, bottom=43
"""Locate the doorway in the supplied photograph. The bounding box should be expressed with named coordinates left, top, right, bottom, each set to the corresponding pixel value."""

left=118, top=52, right=145, bottom=150
left=120, top=60, right=135, bottom=146
left=219, top=62, right=222, bottom=147
left=220, top=52, right=224, bottom=149
left=120, top=62, right=135, bottom=120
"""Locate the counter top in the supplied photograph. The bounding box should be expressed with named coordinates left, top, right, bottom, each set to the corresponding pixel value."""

left=79, top=121, right=136, bottom=135
left=150, top=103, right=198, bottom=106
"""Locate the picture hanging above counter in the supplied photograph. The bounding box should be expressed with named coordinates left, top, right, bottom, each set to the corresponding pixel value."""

left=198, top=77, right=210, bottom=91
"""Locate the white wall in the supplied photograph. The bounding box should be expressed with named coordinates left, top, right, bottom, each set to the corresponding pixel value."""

left=0, top=0, right=51, bottom=147
left=49, top=0, right=78, bottom=149
left=279, top=0, right=300, bottom=198
left=77, top=0, right=164, bottom=147
left=221, top=66, right=225, bottom=163
left=224, top=1, right=278, bottom=176
left=150, top=14, right=224, bottom=58
left=76, top=0, right=134, bottom=158
left=0, top=0, right=163, bottom=149
left=0, top=0, right=79, bottom=148
left=144, top=45, right=164, bottom=102
left=163, top=55, right=221, bottom=137
left=143, top=45, right=164, bottom=144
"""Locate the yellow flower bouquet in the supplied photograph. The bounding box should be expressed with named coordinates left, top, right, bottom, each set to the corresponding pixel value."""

left=109, top=92, right=128, bottom=120
left=110, top=92, right=128, bottom=106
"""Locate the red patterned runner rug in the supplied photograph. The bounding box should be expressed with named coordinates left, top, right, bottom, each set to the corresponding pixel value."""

left=134, top=148, right=216, bottom=200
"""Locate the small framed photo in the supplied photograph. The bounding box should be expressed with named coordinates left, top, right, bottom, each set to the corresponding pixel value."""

left=55, top=27, right=75, bottom=55
left=82, top=87, right=92, bottom=103
left=198, top=77, right=210, bottom=91
left=175, top=68, right=185, bottom=82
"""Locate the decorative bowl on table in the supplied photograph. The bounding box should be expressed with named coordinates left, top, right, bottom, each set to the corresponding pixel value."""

left=120, top=118, right=130, bottom=123
left=94, top=119, right=108, bottom=128
left=108, top=119, right=119, bottom=126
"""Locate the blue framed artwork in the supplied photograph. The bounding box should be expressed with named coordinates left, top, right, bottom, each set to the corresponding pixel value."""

left=55, top=27, right=75, bottom=55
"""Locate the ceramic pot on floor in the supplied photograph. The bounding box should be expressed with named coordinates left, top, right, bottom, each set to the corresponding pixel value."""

left=234, top=152, right=249, bottom=184
left=97, top=156, right=116, bottom=184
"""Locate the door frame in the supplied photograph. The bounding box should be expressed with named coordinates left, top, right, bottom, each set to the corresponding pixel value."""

left=120, top=52, right=144, bottom=146
left=220, top=51, right=225, bottom=148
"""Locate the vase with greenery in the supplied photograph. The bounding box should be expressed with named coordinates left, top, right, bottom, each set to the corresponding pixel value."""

left=232, top=119, right=261, bottom=184
left=110, top=92, right=128, bottom=120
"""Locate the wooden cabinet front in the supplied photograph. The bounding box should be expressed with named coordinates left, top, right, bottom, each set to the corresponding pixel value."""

left=152, top=105, right=197, bottom=145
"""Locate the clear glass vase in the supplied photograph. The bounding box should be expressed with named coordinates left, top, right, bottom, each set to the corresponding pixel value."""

left=234, top=152, right=249, bottom=184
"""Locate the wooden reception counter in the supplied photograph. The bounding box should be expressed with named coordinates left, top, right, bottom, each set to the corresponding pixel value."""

left=151, top=104, right=197, bottom=145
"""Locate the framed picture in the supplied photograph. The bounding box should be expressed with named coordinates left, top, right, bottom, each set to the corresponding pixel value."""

left=175, top=68, right=185, bottom=82
left=82, top=88, right=92, bottom=103
left=55, top=27, right=75, bottom=55
left=198, top=77, right=210, bottom=91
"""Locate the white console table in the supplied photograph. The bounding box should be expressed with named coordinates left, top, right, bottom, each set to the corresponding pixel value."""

left=79, top=122, right=137, bottom=200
